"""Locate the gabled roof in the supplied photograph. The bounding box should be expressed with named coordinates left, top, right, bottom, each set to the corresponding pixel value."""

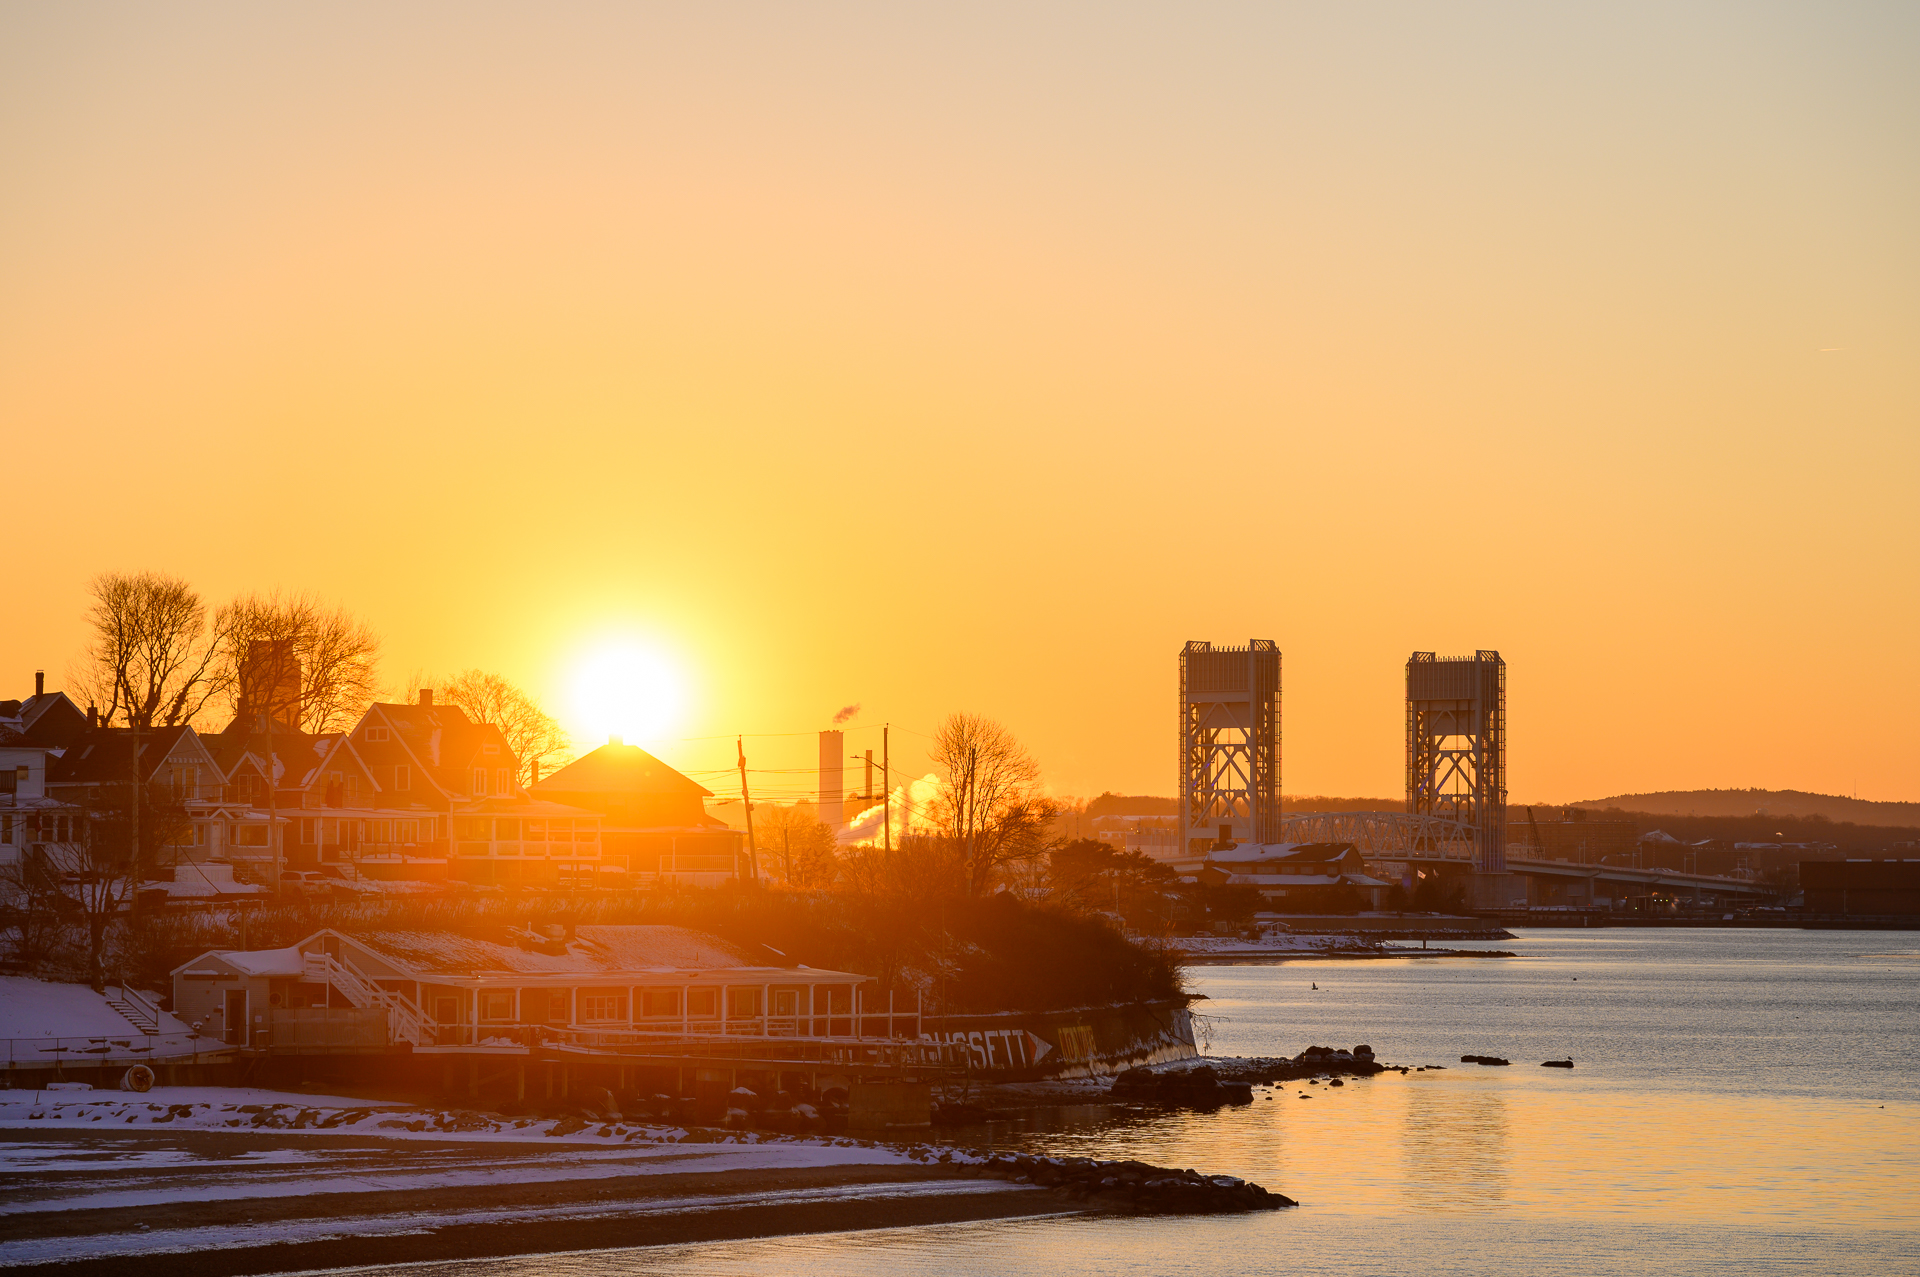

left=360, top=701, right=518, bottom=799
left=17, top=693, right=90, bottom=748
left=533, top=742, right=713, bottom=799
left=47, top=726, right=209, bottom=785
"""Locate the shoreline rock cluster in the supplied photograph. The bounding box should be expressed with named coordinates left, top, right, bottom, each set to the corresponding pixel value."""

left=1106, top=1046, right=1404, bottom=1110
left=968, top=1151, right=1296, bottom=1213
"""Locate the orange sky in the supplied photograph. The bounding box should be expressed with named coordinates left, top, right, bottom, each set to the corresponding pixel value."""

left=2, top=3, right=1915, bottom=804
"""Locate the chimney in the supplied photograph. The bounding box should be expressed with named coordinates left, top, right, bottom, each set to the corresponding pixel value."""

left=530, top=760, right=542, bottom=784
left=609, top=733, right=623, bottom=747
left=87, top=704, right=98, bottom=728
left=34, top=670, right=44, bottom=698
left=418, top=688, right=433, bottom=707
left=818, top=729, right=844, bottom=827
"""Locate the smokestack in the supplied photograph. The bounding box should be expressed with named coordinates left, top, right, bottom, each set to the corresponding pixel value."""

left=418, top=688, right=433, bottom=707
left=34, top=670, right=44, bottom=698
left=818, top=729, right=844, bottom=827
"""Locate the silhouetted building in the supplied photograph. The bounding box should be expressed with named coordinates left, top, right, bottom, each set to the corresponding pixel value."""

left=531, top=739, right=746, bottom=888
left=1800, top=860, right=1920, bottom=915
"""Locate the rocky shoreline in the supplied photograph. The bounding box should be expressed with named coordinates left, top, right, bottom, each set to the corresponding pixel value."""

left=966, top=1151, right=1293, bottom=1213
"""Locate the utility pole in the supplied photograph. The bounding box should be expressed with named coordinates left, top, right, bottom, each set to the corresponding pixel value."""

left=736, top=737, right=759, bottom=885
left=882, top=725, right=891, bottom=859
left=782, top=827, right=791, bottom=884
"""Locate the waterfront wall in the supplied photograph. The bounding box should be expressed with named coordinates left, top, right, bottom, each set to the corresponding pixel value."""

left=922, top=999, right=1196, bottom=1080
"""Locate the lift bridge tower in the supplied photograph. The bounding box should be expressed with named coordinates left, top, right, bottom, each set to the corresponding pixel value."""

left=1406, top=650, right=1508, bottom=888
left=1180, top=641, right=1281, bottom=855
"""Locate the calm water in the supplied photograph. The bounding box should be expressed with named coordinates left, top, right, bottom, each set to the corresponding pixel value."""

left=377, top=929, right=1920, bottom=1276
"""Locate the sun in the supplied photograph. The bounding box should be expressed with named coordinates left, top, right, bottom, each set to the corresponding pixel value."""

left=570, top=642, right=686, bottom=747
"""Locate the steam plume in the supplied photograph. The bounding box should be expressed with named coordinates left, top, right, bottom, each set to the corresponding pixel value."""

left=832, top=703, right=860, bottom=724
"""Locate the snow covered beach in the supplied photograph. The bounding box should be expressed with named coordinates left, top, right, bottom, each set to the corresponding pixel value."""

left=0, top=1086, right=1053, bottom=1275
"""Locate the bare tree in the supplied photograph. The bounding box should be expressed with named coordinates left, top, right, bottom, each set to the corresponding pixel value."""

left=0, top=835, right=70, bottom=975
left=438, top=670, right=572, bottom=786
left=74, top=572, right=230, bottom=729
left=929, top=713, right=1059, bottom=897
left=752, top=801, right=840, bottom=889
left=218, top=594, right=382, bottom=734
left=37, top=781, right=192, bottom=989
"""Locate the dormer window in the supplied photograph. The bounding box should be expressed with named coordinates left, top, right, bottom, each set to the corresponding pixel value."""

left=482, top=743, right=499, bottom=756
left=365, top=726, right=390, bottom=743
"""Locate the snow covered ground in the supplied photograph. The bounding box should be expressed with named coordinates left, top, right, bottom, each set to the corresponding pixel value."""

left=0, top=1085, right=941, bottom=1155
left=0, top=1177, right=1026, bottom=1269
left=0, top=1085, right=1017, bottom=1270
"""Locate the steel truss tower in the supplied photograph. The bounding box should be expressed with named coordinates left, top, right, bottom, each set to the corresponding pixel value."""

left=1405, top=650, right=1507, bottom=872
left=1179, top=640, right=1281, bottom=854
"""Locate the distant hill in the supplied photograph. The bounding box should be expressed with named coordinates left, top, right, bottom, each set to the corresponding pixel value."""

left=1569, top=788, right=1920, bottom=828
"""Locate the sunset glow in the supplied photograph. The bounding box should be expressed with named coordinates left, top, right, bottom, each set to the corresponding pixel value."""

left=568, top=641, right=687, bottom=749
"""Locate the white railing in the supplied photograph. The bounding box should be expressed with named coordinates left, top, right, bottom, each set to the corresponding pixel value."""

left=302, top=952, right=430, bottom=1047
left=105, top=985, right=163, bottom=1033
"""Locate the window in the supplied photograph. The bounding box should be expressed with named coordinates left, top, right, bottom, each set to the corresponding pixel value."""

left=299, top=818, right=316, bottom=845
left=0, top=769, right=15, bottom=796
left=772, top=990, right=799, bottom=1017
left=482, top=743, right=499, bottom=756
left=727, top=987, right=760, bottom=1019
left=525, top=820, right=546, bottom=842
left=233, top=824, right=270, bottom=847
left=433, top=996, right=460, bottom=1024
left=479, top=991, right=515, bottom=1021
left=496, top=768, right=510, bottom=794
left=392, top=765, right=409, bottom=791
left=473, top=768, right=487, bottom=795
left=1, top=815, right=12, bottom=845
left=395, top=820, right=417, bottom=844
left=365, top=726, right=390, bottom=743
left=453, top=817, right=491, bottom=840
left=580, top=991, right=627, bottom=1023
left=687, top=987, right=718, bottom=1018
left=494, top=818, right=520, bottom=839
left=641, top=988, right=680, bottom=1018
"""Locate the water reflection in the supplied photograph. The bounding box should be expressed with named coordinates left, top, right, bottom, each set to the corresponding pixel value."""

left=1398, top=1085, right=1509, bottom=1208
left=375, top=931, right=1919, bottom=1277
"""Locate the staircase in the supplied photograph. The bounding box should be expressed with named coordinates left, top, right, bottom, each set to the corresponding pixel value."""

left=303, top=952, right=430, bottom=1046
left=105, top=985, right=163, bottom=1034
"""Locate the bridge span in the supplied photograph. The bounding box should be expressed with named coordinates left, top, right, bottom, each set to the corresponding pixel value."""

left=1274, top=810, right=1779, bottom=906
